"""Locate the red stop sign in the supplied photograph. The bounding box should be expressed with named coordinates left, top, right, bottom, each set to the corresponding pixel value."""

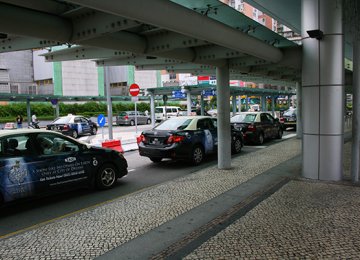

left=129, top=83, right=140, bottom=96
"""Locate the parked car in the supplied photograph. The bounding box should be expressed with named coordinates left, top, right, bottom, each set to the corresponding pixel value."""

left=231, top=112, right=283, bottom=145
left=0, top=129, right=128, bottom=206
left=138, top=116, right=243, bottom=165
left=116, top=111, right=151, bottom=126
left=280, top=108, right=297, bottom=130
left=155, top=106, right=182, bottom=122
left=46, top=114, right=97, bottom=139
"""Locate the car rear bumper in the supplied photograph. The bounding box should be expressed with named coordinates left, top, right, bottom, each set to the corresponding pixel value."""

left=138, top=143, right=189, bottom=160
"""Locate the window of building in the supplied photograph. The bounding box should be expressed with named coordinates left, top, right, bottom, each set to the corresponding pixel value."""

left=169, top=73, right=177, bottom=80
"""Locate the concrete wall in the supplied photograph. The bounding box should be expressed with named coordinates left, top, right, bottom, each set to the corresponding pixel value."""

left=134, top=70, right=157, bottom=89
left=62, top=60, right=98, bottom=96
left=33, top=49, right=53, bottom=81
left=0, top=50, right=34, bottom=93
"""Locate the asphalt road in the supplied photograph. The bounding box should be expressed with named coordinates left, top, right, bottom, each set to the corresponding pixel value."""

left=0, top=130, right=296, bottom=238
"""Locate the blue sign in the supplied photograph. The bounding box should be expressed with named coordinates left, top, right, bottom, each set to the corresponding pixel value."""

left=202, top=89, right=217, bottom=97
left=172, top=90, right=186, bottom=99
left=97, top=114, right=106, bottom=127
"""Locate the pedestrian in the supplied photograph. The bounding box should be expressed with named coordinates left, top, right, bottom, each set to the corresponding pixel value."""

left=31, top=114, right=37, bottom=124
left=145, top=110, right=149, bottom=116
left=16, top=115, right=23, bottom=128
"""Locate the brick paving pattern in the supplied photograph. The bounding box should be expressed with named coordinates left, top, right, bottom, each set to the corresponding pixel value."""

left=0, top=139, right=300, bottom=259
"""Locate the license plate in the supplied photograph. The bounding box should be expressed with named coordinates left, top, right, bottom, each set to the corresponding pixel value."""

left=152, top=138, right=159, bottom=144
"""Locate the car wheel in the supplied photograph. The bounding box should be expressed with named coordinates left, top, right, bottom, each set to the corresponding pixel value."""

left=96, top=163, right=117, bottom=189
left=130, top=120, right=135, bottom=126
left=277, top=128, right=283, bottom=139
left=232, top=137, right=242, bottom=154
left=72, top=130, right=78, bottom=139
left=257, top=133, right=264, bottom=145
left=150, top=157, right=162, bottom=163
left=91, top=127, right=97, bottom=135
left=147, top=119, right=151, bottom=124
left=190, top=145, right=204, bottom=165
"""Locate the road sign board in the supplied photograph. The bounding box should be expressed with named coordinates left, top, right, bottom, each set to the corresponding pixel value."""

left=129, top=83, right=140, bottom=96
left=202, top=89, right=217, bottom=97
left=172, top=90, right=186, bottom=99
left=97, top=114, right=106, bottom=127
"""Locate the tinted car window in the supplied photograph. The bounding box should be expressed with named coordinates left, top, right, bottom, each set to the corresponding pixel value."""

left=265, top=114, right=274, bottom=123
left=155, top=118, right=192, bottom=130
left=155, top=108, right=163, bottom=113
left=52, top=117, right=71, bottom=124
left=0, top=135, right=31, bottom=157
left=260, top=114, right=270, bottom=123
left=197, top=119, right=214, bottom=130
left=36, top=133, right=79, bottom=156
left=242, top=114, right=256, bottom=123
left=231, top=114, right=246, bottom=123
left=119, top=112, right=128, bottom=116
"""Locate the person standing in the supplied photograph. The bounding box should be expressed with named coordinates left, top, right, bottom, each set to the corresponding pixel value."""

left=16, top=115, right=23, bottom=128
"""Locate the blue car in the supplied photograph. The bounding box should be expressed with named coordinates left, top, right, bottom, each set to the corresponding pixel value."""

left=0, top=129, right=128, bottom=206
left=46, top=114, right=98, bottom=139
left=138, top=116, right=243, bottom=165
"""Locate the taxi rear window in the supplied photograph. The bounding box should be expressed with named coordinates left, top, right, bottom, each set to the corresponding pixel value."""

left=52, top=117, right=71, bottom=124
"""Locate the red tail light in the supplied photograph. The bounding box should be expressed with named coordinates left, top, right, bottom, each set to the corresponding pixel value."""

left=279, top=118, right=285, bottom=123
left=63, top=124, right=69, bottom=130
left=137, top=134, right=146, bottom=144
left=247, top=124, right=256, bottom=132
left=167, top=135, right=185, bottom=144
left=124, top=115, right=129, bottom=120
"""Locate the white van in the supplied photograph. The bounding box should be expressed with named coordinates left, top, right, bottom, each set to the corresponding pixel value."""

left=155, top=106, right=181, bottom=122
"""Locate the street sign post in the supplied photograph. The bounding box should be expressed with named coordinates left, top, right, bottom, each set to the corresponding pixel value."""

left=97, top=114, right=106, bottom=140
left=129, top=84, right=140, bottom=133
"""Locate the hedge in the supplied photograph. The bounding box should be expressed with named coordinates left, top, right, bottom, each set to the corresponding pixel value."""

left=0, top=101, right=181, bottom=123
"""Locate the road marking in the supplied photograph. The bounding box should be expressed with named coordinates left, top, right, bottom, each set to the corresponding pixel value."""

left=283, top=133, right=296, bottom=139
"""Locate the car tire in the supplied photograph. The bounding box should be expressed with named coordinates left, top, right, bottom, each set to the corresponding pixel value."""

left=190, top=145, right=204, bottom=165
left=147, top=119, right=151, bottom=124
left=232, top=137, right=242, bottom=154
left=72, top=130, right=78, bottom=139
left=130, top=120, right=135, bottom=126
left=150, top=157, right=162, bottom=163
left=91, top=127, right=97, bottom=135
left=277, top=128, right=283, bottom=139
left=96, top=163, right=117, bottom=189
left=257, top=132, right=264, bottom=145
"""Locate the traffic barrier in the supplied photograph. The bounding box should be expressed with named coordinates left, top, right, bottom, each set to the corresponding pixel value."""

left=102, top=139, right=124, bottom=153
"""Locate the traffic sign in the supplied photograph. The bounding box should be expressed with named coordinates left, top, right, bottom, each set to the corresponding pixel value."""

left=172, top=90, right=186, bottom=99
left=97, top=114, right=106, bottom=127
left=202, top=89, right=217, bottom=97
left=129, top=83, right=140, bottom=97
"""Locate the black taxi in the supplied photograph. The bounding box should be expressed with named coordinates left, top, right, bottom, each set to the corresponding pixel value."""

left=0, top=129, right=127, bottom=206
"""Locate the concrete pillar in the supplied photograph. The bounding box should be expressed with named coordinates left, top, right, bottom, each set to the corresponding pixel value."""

left=245, top=95, right=249, bottom=111
left=150, top=93, right=155, bottom=128
left=26, top=99, right=31, bottom=125
left=261, top=95, right=266, bottom=111
left=186, top=90, right=192, bottom=115
left=232, top=95, right=237, bottom=116
left=200, top=95, right=205, bottom=115
left=238, top=96, right=242, bottom=112
left=104, top=66, right=113, bottom=140
left=302, top=0, right=344, bottom=181
left=216, top=62, right=231, bottom=169
left=55, top=103, right=60, bottom=118
left=351, top=37, right=360, bottom=183
left=296, top=82, right=302, bottom=139
left=271, top=96, right=275, bottom=116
